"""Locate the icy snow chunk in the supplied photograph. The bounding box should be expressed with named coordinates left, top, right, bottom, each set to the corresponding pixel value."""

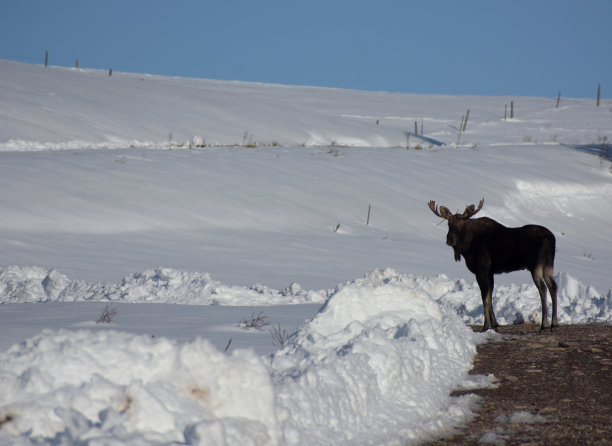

left=0, top=266, right=70, bottom=303
left=41, top=269, right=71, bottom=300
left=478, top=431, right=507, bottom=444
left=494, top=410, right=548, bottom=425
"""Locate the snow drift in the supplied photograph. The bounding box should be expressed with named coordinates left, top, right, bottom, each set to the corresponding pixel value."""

left=271, top=279, right=489, bottom=445
left=0, top=277, right=491, bottom=446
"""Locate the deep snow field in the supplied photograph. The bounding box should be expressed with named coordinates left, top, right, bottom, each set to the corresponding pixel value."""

left=0, top=60, right=611, bottom=445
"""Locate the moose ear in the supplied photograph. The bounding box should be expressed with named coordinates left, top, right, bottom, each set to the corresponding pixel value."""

left=463, top=204, right=476, bottom=216
left=439, top=206, right=453, bottom=219
left=461, top=199, right=484, bottom=219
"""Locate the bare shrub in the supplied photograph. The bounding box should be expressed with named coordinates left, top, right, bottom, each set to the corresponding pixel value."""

left=242, top=131, right=256, bottom=148
left=237, top=311, right=269, bottom=330
left=270, top=324, right=289, bottom=348
left=97, top=304, right=118, bottom=324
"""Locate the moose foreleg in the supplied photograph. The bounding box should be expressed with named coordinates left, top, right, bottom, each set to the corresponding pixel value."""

left=476, top=273, right=498, bottom=332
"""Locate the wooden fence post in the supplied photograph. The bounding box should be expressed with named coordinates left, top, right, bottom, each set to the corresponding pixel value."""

left=462, top=109, right=470, bottom=132
left=45, top=51, right=48, bottom=67
left=597, top=84, right=601, bottom=106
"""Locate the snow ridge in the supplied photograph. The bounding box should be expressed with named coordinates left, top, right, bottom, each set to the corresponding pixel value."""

left=1, top=266, right=610, bottom=325
left=0, top=266, right=327, bottom=306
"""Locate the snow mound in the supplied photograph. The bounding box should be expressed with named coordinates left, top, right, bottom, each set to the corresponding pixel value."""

left=0, top=279, right=489, bottom=445
left=0, top=330, right=279, bottom=445
left=271, top=279, right=490, bottom=445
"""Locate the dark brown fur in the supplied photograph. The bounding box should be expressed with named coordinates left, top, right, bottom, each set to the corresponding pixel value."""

left=429, top=199, right=558, bottom=331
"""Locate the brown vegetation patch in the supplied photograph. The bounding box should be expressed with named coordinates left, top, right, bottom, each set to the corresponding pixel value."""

left=0, top=412, right=14, bottom=429
left=188, top=386, right=210, bottom=402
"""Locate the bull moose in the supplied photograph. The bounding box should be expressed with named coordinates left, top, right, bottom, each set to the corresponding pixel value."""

left=428, top=199, right=558, bottom=332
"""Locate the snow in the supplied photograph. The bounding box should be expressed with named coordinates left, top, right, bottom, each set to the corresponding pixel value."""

left=0, top=59, right=611, bottom=445
left=1, top=279, right=489, bottom=445
left=1, top=330, right=279, bottom=444
left=494, top=411, right=549, bottom=425
left=270, top=278, right=487, bottom=445
left=478, top=411, right=551, bottom=444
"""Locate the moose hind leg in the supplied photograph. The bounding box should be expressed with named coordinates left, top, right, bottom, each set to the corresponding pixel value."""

left=544, top=266, right=558, bottom=328
left=487, top=274, right=499, bottom=329
left=531, top=267, right=549, bottom=331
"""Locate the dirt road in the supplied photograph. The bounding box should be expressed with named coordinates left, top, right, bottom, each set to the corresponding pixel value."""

left=425, top=324, right=612, bottom=446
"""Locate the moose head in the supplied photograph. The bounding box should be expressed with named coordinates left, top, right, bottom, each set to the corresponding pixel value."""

left=428, top=199, right=483, bottom=262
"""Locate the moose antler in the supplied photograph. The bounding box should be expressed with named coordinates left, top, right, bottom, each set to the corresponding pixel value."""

left=428, top=200, right=453, bottom=220
left=429, top=199, right=484, bottom=220
left=461, top=199, right=484, bottom=219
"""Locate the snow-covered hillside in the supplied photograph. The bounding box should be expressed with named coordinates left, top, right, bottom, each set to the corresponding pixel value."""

left=1, top=60, right=610, bottom=151
left=0, top=60, right=611, bottom=445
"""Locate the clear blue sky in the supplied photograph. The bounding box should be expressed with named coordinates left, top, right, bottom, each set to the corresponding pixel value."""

left=2, top=0, right=610, bottom=98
